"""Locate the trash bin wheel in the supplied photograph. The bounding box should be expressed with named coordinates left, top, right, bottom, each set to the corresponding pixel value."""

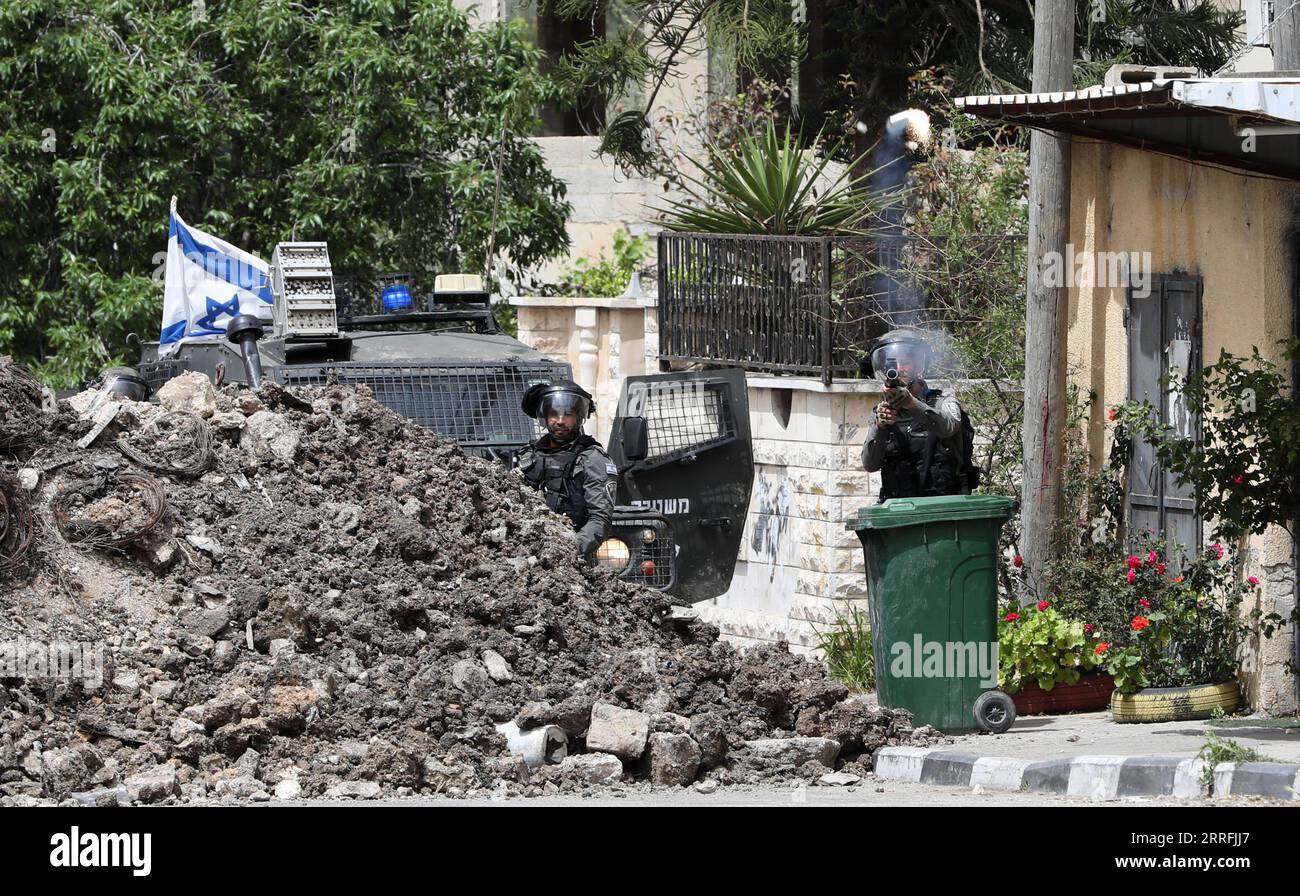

left=973, top=691, right=1016, bottom=734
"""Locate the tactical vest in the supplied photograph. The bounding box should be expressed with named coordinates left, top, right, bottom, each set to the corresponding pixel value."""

left=879, top=389, right=965, bottom=501
left=519, top=434, right=597, bottom=528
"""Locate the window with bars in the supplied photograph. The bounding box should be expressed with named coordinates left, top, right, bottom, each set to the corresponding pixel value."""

left=1126, top=274, right=1203, bottom=559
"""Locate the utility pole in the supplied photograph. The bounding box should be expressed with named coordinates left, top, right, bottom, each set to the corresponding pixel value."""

left=1273, top=1, right=1300, bottom=71
left=1020, top=0, right=1074, bottom=597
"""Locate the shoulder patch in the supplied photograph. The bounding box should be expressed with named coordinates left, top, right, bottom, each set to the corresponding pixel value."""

left=606, top=461, right=618, bottom=476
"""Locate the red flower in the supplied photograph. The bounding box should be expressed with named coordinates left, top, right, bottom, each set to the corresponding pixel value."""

left=1249, top=576, right=1260, bottom=587
left=1126, top=555, right=1142, bottom=570
left=1108, top=407, right=1117, bottom=421
left=1013, top=554, right=1023, bottom=568
left=1233, top=475, right=1244, bottom=485
left=1146, top=550, right=1158, bottom=565
left=1175, top=575, right=1184, bottom=584
left=1037, top=600, right=1050, bottom=612
left=1139, top=598, right=1150, bottom=610
left=1083, top=623, right=1095, bottom=635
left=1131, top=616, right=1150, bottom=632
left=1126, top=570, right=1136, bottom=584
left=1212, top=542, right=1224, bottom=560
left=1157, top=563, right=1166, bottom=575
left=1095, top=642, right=1110, bottom=656
left=1005, top=612, right=1020, bottom=622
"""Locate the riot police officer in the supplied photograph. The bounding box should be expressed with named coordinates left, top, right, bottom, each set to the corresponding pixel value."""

left=861, top=329, right=972, bottom=500
left=516, top=381, right=616, bottom=555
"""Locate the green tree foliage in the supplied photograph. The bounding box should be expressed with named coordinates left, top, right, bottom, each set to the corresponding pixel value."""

left=547, top=0, right=1243, bottom=169
left=0, top=0, right=572, bottom=388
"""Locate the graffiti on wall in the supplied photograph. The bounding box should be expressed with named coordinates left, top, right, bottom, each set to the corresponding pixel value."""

left=750, top=473, right=793, bottom=583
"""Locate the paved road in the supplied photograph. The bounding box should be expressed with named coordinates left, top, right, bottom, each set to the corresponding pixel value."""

left=348, top=779, right=1285, bottom=807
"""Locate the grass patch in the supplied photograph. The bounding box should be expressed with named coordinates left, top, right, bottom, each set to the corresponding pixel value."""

left=815, top=605, right=875, bottom=692
left=1197, top=731, right=1280, bottom=790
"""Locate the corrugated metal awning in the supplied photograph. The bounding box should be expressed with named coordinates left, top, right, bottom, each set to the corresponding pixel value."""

left=955, top=78, right=1300, bottom=179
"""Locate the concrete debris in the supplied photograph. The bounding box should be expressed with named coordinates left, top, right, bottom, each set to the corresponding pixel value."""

left=558, top=753, right=624, bottom=785
left=647, top=733, right=701, bottom=786
left=155, top=372, right=217, bottom=419
left=586, top=703, right=651, bottom=761
left=0, top=362, right=928, bottom=804
left=740, top=737, right=842, bottom=770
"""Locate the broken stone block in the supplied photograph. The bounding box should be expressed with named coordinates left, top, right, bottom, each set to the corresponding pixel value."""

left=211, top=772, right=262, bottom=800
left=585, top=703, right=649, bottom=761
left=241, top=410, right=300, bottom=462
left=648, top=733, right=701, bottom=786
left=156, top=372, right=217, bottom=419
left=482, top=649, right=513, bottom=683
left=126, top=764, right=179, bottom=803
left=323, top=780, right=381, bottom=800
left=169, top=717, right=205, bottom=743
left=741, top=737, right=841, bottom=769
left=558, top=753, right=624, bottom=785
left=650, top=712, right=690, bottom=734
left=273, top=779, right=302, bottom=800
left=41, top=746, right=100, bottom=798
left=689, top=712, right=728, bottom=770
left=209, top=410, right=247, bottom=432
left=450, top=659, right=490, bottom=698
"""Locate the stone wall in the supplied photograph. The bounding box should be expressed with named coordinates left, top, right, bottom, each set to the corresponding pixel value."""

left=511, top=296, right=658, bottom=445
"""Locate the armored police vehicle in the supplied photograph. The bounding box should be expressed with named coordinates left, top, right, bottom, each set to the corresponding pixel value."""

left=135, top=243, right=754, bottom=603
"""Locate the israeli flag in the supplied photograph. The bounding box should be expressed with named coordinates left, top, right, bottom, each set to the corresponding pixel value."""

left=160, top=196, right=272, bottom=354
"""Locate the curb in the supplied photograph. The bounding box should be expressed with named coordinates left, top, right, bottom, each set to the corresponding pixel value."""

left=874, top=747, right=1300, bottom=801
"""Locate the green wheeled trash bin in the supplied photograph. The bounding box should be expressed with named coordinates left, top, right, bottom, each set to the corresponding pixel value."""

left=846, top=495, right=1017, bottom=734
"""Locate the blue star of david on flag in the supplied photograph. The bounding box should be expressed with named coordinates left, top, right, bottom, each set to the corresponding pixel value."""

left=189, top=295, right=243, bottom=337
left=160, top=196, right=271, bottom=355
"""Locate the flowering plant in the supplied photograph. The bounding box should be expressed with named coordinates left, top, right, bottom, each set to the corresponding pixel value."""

left=1101, top=542, right=1282, bottom=693
left=998, top=601, right=1105, bottom=694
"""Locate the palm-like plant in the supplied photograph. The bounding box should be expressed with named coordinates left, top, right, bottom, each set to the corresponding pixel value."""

left=655, top=122, right=897, bottom=235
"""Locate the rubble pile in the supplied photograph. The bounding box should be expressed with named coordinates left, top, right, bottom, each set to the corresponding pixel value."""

left=0, top=363, right=935, bottom=804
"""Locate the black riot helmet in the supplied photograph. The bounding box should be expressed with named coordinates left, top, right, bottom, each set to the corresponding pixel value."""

left=860, top=328, right=932, bottom=384
left=521, top=380, right=595, bottom=425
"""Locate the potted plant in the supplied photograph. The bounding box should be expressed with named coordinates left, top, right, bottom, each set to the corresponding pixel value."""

left=1104, top=542, right=1282, bottom=722
left=998, top=600, right=1115, bottom=715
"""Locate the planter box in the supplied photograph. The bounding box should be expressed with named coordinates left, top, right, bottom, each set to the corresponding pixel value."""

left=1009, top=673, right=1116, bottom=716
left=1111, top=681, right=1241, bottom=723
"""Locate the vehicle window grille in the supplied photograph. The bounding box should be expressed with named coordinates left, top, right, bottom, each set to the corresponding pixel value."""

left=641, top=381, right=736, bottom=462
left=272, top=362, right=567, bottom=447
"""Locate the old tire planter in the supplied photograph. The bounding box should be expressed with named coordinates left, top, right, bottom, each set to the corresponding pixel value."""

left=1010, top=673, right=1116, bottom=716
left=1110, top=681, right=1240, bottom=723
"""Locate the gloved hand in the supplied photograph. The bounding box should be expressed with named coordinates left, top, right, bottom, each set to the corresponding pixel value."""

left=885, top=385, right=917, bottom=410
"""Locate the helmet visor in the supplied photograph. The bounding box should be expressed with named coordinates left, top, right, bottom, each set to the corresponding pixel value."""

left=540, top=391, right=589, bottom=421
left=870, top=343, right=926, bottom=384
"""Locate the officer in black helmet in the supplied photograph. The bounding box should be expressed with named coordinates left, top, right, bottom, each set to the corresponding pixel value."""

left=516, top=380, right=616, bottom=555
left=861, top=328, right=973, bottom=500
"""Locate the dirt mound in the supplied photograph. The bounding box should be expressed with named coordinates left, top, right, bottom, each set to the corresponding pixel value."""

left=0, top=364, right=931, bottom=803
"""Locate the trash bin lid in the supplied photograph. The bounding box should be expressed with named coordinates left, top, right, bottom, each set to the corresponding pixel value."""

left=845, top=494, right=1017, bottom=530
